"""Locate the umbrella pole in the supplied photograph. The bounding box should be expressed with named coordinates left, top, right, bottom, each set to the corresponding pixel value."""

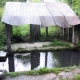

left=72, top=25, right=75, bottom=44
left=46, top=27, right=48, bottom=39
left=5, top=23, right=12, bottom=51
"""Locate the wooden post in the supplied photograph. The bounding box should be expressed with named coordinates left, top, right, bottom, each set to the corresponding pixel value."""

left=31, top=52, right=40, bottom=70
left=46, top=27, right=48, bottom=39
left=5, top=23, right=12, bottom=51
left=30, top=24, right=40, bottom=41
left=72, top=26, right=74, bottom=44
left=45, top=52, right=48, bottom=67
left=8, top=55, right=14, bottom=72
left=62, top=28, right=64, bottom=37
left=67, top=27, right=69, bottom=41
left=64, top=28, right=68, bottom=40
left=72, top=25, right=79, bottom=44
left=69, top=27, right=72, bottom=42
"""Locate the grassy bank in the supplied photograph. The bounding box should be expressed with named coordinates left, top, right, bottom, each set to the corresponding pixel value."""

left=5, top=67, right=80, bottom=80
left=6, top=67, right=75, bottom=77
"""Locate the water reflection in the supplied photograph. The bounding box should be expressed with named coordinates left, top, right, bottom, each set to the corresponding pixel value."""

left=31, top=52, right=40, bottom=70
left=8, top=55, right=14, bottom=72
left=53, top=51, right=80, bottom=67
left=14, top=53, right=31, bottom=72
left=0, top=51, right=80, bottom=72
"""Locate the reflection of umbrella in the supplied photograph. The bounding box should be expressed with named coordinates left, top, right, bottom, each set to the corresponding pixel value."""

left=1, top=2, right=80, bottom=27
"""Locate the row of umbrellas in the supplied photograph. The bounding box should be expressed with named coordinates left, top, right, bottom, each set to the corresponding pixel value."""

left=1, top=2, right=80, bottom=27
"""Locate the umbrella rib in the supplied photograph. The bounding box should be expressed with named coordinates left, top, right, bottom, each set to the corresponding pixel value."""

left=33, top=3, right=42, bottom=27
left=45, top=3, right=57, bottom=26
left=53, top=2, right=69, bottom=27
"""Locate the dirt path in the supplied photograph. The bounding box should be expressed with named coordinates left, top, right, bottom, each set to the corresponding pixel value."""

left=4, top=73, right=57, bottom=80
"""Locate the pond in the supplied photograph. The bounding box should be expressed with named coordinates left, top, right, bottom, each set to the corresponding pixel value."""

left=0, top=51, right=80, bottom=72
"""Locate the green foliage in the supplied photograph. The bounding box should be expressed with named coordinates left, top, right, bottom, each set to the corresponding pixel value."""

left=76, top=42, right=80, bottom=47
left=64, top=69, right=71, bottom=72
left=0, top=7, right=6, bottom=49
left=73, top=75, right=80, bottom=80
left=50, top=68, right=64, bottom=74
left=32, top=0, right=40, bottom=2
left=13, top=25, right=30, bottom=37
left=8, top=67, right=65, bottom=77
left=8, top=67, right=79, bottom=78
left=0, top=22, right=6, bottom=48
left=60, top=0, right=80, bottom=16
left=7, top=0, right=26, bottom=2
left=50, top=39, right=70, bottom=47
left=12, top=25, right=30, bottom=42
left=9, top=72, right=20, bottom=77
left=70, top=65, right=76, bottom=70
left=0, top=7, right=4, bottom=20
left=40, top=26, right=62, bottom=41
left=25, top=70, right=39, bottom=75
left=38, top=68, right=50, bottom=74
left=24, top=67, right=65, bottom=75
left=42, top=44, right=49, bottom=47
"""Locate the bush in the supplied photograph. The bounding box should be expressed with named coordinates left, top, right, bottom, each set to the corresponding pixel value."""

left=12, top=25, right=30, bottom=43
left=0, top=22, right=6, bottom=49
left=50, top=38, right=70, bottom=47
left=0, top=7, right=6, bottom=49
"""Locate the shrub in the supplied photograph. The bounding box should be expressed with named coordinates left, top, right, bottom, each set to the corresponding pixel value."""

left=0, top=22, right=6, bottom=48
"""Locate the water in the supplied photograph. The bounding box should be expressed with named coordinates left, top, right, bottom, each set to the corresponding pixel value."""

left=0, top=51, right=80, bottom=72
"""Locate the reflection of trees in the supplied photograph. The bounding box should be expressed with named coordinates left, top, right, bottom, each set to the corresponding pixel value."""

left=45, top=52, right=47, bottom=67
left=8, top=55, right=14, bottom=72
left=31, top=52, right=40, bottom=70
left=15, top=53, right=31, bottom=64
left=49, top=52, right=60, bottom=68
left=52, top=51, right=80, bottom=67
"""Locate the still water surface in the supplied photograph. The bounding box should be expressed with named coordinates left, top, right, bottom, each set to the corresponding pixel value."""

left=0, top=51, right=80, bottom=72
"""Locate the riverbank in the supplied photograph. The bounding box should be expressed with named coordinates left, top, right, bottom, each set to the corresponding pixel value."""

left=3, top=42, right=77, bottom=53
left=3, top=67, right=80, bottom=80
left=0, top=42, right=80, bottom=80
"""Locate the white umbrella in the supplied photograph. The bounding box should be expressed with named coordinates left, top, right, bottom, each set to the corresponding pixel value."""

left=1, top=2, right=80, bottom=27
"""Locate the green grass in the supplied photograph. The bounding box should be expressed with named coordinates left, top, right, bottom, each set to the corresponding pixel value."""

left=42, top=39, right=70, bottom=48
left=50, top=68, right=65, bottom=74
left=7, top=67, right=80, bottom=78
left=73, top=75, right=80, bottom=80
left=8, top=67, right=65, bottom=77
left=50, top=39, right=70, bottom=47
left=8, top=72, right=21, bottom=77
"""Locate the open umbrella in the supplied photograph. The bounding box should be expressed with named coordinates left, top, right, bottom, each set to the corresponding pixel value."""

left=1, top=2, right=80, bottom=27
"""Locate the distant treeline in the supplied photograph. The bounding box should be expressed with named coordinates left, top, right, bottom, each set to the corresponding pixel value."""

left=0, top=0, right=27, bottom=7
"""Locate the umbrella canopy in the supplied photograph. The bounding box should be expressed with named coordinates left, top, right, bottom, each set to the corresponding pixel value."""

left=1, top=2, right=80, bottom=27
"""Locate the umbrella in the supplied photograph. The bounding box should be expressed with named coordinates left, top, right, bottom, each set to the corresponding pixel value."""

left=1, top=2, right=80, bottom=27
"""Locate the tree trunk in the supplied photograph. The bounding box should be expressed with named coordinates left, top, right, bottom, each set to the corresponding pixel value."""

left=46, top=27, right=48, bottom=39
